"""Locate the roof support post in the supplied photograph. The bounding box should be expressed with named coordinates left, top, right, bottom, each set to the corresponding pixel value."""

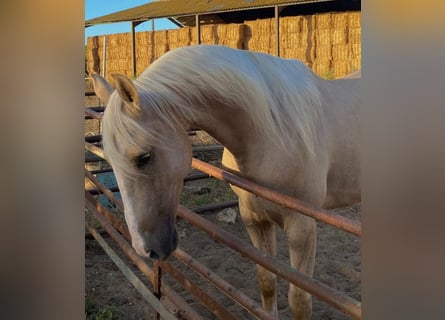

left=102, top=36, right=107, bottom=78
left=275, top=5, right=280, bottom=57
left=131, top=21, right=137, bottom=78
left=196, top=15, right=201, bottom=44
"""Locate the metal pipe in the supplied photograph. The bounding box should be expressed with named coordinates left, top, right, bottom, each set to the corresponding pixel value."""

left=184, top=172, right=210, bottom=182
left=173, top=248, right=278, bottom=320
left=192, top=144, right=223, bottom=152
left=191, top=200, right=238, bottom=213
left=85, top=135, right=102, bottom=143
left=176, top=205, right=361, bottom=319
left=85, top=169, right=123, bottom=211
left=160, top=260, right=238, bottom=320
left=195, top=15, right=201, bottom=44
left=85, top=141, right=105, bottom=159
left=131, top=21, right=136, bottom=78
left=85, top=108, right=103, bottom=120
left=86, top=106, right=105, bottom=112
left=86, top=222, right=178, bottom=320
left=85, top=192, right=204, bottom=320
left=89, top=168, right=113, bottom=175
left=191, top=158, right=361, bottom=236
left=102, top=35, right=107, bottom=78
left=85, top=191, right=128, bottom=238
left=275, top=6, right=280, bottom=57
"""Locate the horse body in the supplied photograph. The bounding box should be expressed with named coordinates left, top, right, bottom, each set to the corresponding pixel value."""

left=91, top=45, right=360, bottom=319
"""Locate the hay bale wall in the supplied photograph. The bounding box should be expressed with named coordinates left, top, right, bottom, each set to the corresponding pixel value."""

left=86, top=11, right=360, bottom=80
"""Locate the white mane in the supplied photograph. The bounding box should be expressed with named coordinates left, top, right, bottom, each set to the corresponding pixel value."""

left=103, top=45, right=323, bottom=176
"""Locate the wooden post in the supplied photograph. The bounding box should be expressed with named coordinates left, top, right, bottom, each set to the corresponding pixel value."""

left=196, top=15, right=201, bottom=44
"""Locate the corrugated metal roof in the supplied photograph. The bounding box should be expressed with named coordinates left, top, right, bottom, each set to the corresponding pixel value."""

left=85, top=0, right=330, bottom=27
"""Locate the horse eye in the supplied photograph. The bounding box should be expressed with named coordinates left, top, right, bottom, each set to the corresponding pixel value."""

left=134, top=152, right=151, bottom=169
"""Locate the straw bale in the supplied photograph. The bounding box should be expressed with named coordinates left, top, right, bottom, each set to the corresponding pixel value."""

left=315, top=45, right=332, bottom=59
left=349, top=58, right=361, bottom=72
left=332, top=60, right=350, bottom=78
left=351, top=43, right=361, bottom=57
left=280, top=17, right=299, bottom=34
left=348, top=28, right=361, bottom=44
left=118, top=59, right=128, bottom=71
left=154, top=30, right=168, bottom=44
left=168, top=27, right=191, bottom=46
left=315, top=13, right=332, bottom=29
left=201, top=25, right=217, bottom=44
left=154, top=45, right=169, bottom=60
left=300, top=15, right=316, bottom=32
left=299, top=31, right=316, bottom=48
left=315, top=29, right=332, bottom=46
left=349, top=12, right=361, bottom=28
left=332, top=44, right=350, bottom=60
left=244, top=19, right=274, bottom=54
left=332, top=12, right=349, bottom=29
left=332, top=29, right=348, bottom=45
left=285, top=47, right=309, bottom=62
left=136, top=32, right=148, bottom=46
left=217, top=24, right=243, bottom=40
left=118, top=49, right=128, bottom=59
left=145, top=31, right=155, bottom=45
left=118, top=33, right=129, bottom=46
left=312, top=59, right=332, bottom=77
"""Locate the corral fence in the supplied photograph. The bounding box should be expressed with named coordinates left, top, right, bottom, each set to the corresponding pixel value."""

left=85, top=94, right=361, bottom=319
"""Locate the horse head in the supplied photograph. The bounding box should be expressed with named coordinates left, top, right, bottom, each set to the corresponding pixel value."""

left=91, top=73, right=192, bottom=260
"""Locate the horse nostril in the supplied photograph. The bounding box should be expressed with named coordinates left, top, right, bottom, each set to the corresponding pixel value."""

left=149, top=250, right=160, bottom=260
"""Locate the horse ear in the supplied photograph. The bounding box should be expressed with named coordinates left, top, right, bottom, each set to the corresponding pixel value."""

left=90, top=73, right=113, bottom=105
left=111, top=73, right=141, bottom=116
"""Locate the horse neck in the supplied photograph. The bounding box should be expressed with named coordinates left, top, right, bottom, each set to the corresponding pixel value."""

left=189, top=98, right=267, bottom=161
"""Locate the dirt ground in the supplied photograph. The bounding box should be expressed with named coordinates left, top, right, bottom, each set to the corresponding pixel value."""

left=85, top=170, right=360, bottom=320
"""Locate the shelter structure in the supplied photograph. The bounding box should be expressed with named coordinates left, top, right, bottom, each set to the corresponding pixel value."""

left=86, top=0, right=360, bottom=77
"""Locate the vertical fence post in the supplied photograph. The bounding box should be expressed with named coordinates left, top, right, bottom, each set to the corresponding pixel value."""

left=153, top=260, right=162, bottom=320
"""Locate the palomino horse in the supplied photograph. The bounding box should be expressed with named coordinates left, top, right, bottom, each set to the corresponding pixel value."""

left=91, top=45, right=360, bottom=319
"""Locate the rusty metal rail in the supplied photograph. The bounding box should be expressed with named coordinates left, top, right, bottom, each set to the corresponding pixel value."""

left=192, top=158, right=361, bottom=236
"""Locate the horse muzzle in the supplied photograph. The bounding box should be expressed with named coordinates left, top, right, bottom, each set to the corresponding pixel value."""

left=134, top=225, right=178, bottom=261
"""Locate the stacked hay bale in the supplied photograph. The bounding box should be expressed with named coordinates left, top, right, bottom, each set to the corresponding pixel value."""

left=242, top=12, right=361, bottom=78
left=314, top=11, right=361, bottom=78
left=244, top=19, right=275, bottom=55
left=312, top=13, right=333, bottom=76
left=197, top=24, right=218, bottom=45
left=280, top=16, right=307, bottom=63
left=85, top=11, right=361, bottom=80
left=168, top=27, right=192, bottom=50
left=107, top=33, right=132, bottom=78
left=215, top=23, right=244, bottom=49
left=347, top=12, right=361, bottom=75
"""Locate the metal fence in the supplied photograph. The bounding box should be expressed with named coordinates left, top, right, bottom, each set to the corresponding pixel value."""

left=84, top=100, right=361, bottom=319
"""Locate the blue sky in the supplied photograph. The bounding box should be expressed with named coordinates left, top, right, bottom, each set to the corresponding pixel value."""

left=85, top=0, right=178, bottom=43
